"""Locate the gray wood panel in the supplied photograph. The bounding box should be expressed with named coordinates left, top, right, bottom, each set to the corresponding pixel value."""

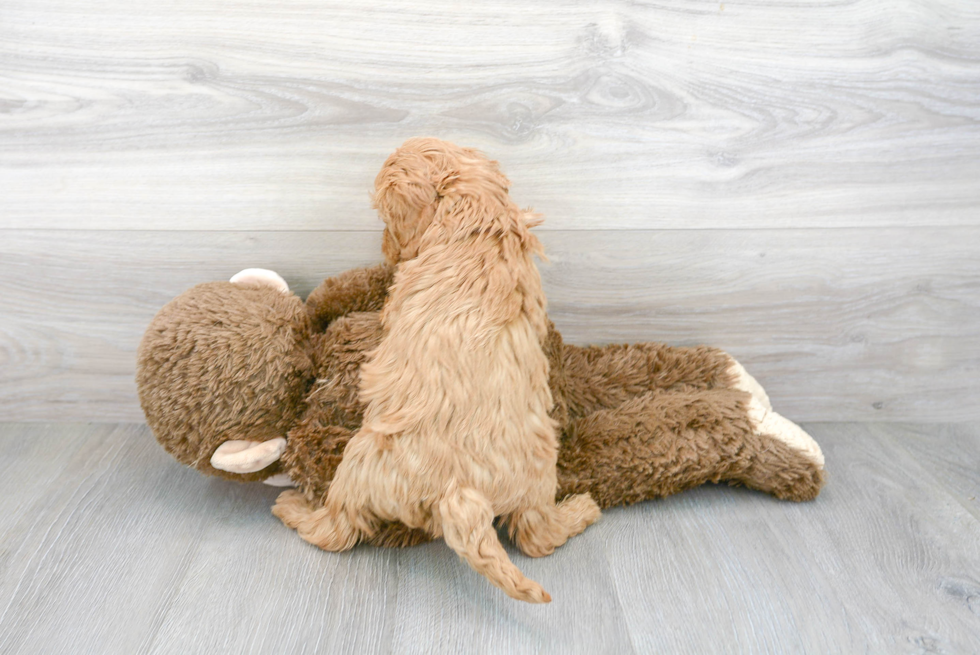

left=603, top=421, right=980, bottom=653
left=888, top=423, right=980, bottom=522
left=0, top=423, right=89, bottom=581
left=0, top=423, right=231, bottom=654
left=0, top=422, right=978, bottom=653
left=2, top=0, right=979, bottom=230
left=2, top=228, right=977, bottom=422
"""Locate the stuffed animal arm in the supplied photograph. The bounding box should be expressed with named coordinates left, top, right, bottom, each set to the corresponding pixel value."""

left=305, top=263, right=394, bottom=331
left=204, top=265, right=396, bottom=482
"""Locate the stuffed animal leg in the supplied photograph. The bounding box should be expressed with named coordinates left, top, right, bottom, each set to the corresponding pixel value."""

left=556, top=388, right=825, bottom=506
left=562, top=341, right=768, bottom=419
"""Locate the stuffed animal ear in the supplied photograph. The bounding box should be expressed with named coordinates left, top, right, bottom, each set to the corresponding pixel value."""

left=210, top=437, right=287, bottom=474
left=229, top=268, right=290, bottom=293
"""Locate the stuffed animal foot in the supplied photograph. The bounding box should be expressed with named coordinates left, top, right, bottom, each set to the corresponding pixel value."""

left=556, top=389, right=826, bottom=506
left=508, top=493, right=601, bottom=558
left=272, top=490, right=360, bottom=551
left=739, top=396, right=826, bottom=501
left=746, top=397, right=824, bottom=468
left=726, top=357, right=772, bottom=411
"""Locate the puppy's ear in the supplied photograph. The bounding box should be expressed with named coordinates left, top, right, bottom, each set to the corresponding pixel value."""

left=374, top=162, right=441, bottom=264
left=391, top=200, right=439, bottom=263
left=375, top=175, right=438, bottom=218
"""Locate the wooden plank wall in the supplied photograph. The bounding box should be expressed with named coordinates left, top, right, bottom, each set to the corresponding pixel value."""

left=2, top=0, right=979, bottom=422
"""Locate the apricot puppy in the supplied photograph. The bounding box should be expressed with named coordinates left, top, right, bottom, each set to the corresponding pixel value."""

left=274, top=138, right=600, bottom=603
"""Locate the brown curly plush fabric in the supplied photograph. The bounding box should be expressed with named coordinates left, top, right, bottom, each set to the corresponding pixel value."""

left=561, top=342, right=733, bottom=420
left=137, top=264, right=825, bottom=550
left=305, top=264, right=395, bottom=333
left=136, top=281, right=315, bottom=482
left=558, top=389, right=825, bottom=506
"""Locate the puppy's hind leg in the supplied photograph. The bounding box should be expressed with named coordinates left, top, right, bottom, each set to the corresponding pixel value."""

left=438, top=481, right=551, bottom=604
left=508, top=491, right=600, bottom=558
left=273, top=490, right=360, bottom=552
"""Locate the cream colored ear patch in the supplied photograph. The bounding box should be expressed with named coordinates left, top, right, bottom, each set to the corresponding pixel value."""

left=726, top=357, right=772, bottom=411
left=211, top=438, right=287, bottom=473
left=230, top=268, right=290, bottom=293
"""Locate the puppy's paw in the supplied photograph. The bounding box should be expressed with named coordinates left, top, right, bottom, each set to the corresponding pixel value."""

left=513, top=494, right=601, bottom=558
left=271, top=489, right=312, bottom=529
left=560, top=493, right=601, bottom=537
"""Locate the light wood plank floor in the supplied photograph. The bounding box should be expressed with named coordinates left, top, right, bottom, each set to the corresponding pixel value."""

left=1, top=422, right=977, bottom=654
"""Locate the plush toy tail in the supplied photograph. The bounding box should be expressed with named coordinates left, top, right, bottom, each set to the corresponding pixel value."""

left=438, top=481, right=551, bottom=604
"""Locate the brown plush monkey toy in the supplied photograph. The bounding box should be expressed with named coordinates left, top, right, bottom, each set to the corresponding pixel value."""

left=137, top=265, right=825, bottom=549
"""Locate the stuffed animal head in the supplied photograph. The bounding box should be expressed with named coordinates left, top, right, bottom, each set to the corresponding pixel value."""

left=372, top=137, right=513, bottom=264
left=136, top=271, right=315, bottom=482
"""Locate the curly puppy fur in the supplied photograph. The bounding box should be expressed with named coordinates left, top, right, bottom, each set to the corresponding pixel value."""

left=273, top=139, right=600, bottom=603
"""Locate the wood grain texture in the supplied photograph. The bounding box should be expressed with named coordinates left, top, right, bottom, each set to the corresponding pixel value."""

left=603, top=421, right=980, bottom=653
left=888, top=423, right=980, bottom=522
left=2, top=227, right=977, bottom=422
left=0, top=422, right=978, bottom=653
left=0, top=423, right=89, bottom=578
left=2, top=0, right=979, bottom=230
left=0, top=424, right=236, bottom=654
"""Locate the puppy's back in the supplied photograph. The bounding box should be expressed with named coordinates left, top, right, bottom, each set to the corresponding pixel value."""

left=358, top=206, right=555, bottom=498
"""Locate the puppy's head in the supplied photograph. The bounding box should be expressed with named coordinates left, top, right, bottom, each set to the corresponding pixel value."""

left=373, top=137, right=511, bottom=264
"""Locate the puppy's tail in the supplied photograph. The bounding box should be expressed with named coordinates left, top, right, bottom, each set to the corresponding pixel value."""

left=522, top=209, right=545, bottom=229
left=438, top=481, right=551, bottom=603
left=519, top=209, right=548, bottom=263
